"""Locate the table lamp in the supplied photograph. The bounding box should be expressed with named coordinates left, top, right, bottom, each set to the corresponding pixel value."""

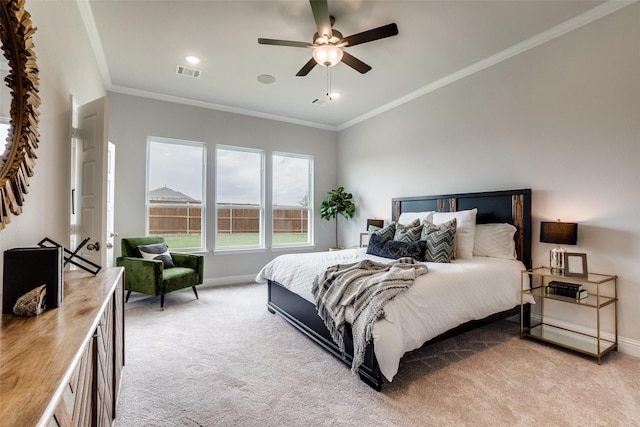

left=540, top=221, right=578, bottom=273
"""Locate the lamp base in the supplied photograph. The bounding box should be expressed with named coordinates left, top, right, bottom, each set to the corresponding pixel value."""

left=550, top=247, right=566, bottom=274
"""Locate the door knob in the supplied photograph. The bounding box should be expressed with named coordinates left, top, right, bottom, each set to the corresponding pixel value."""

left=87, top=242, right=100, bottom=251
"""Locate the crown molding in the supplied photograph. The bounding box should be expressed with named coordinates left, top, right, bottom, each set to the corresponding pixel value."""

left=76, top=0, right=112, bottom=87
left=108, top=85, right=338, bottom=131
left=337, top=0, right=637, bottom=131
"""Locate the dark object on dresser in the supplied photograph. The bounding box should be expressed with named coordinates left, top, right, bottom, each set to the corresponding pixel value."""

left=38, top=236, right=102, bottom=275
left=116, top=237, right=204, bottom=310
left=2, top=246, right=63, bottom=314
left=267, top=188, right=532, bottom=390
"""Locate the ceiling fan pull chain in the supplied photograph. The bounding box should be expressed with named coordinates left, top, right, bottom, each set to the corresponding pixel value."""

left=326, top=67, right=329, bottom=99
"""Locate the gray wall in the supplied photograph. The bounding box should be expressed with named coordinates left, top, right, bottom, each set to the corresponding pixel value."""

left=0, top=2, right=105, bottom=273
left=338, top=4, right=640, bottom=347
left=108, top=92, right=338, bottom=283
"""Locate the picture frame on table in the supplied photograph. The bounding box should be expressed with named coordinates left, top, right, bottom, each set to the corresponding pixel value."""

left=564, top=252, right=588, bottom=278
left=360, top=232, right=370, bottom=248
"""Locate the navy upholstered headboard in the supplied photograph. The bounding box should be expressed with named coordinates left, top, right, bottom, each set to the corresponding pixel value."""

left=391, top=189, right=532, bottom=268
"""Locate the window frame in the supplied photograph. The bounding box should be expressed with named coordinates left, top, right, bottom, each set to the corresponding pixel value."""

left=145, top=136, right=206, bottom=252
left=271, top=151, right=314, bottom=248
left=214, top=144, right=265, bottom=252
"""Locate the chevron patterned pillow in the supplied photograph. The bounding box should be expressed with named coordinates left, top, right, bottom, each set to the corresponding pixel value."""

left=421, top=219, right=456, bottom=263
left=394, top=219, right=423, bottom=242
left=366, top=234, right=426, bottom=261
left=369, top=222, right=396, bottom=240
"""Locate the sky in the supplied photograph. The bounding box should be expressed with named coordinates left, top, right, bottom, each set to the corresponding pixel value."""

left=148, top=140, right=310, bottom=206
left=148, top=140, right=203, bottom=200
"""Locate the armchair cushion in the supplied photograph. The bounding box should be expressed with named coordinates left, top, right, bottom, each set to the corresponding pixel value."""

left=137, top=242, right=175, bottom=268
left=163, top=267, right=201, bottom=293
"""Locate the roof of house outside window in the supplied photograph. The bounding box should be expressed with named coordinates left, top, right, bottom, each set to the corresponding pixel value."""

left=149, top=186, right=200, bottom=203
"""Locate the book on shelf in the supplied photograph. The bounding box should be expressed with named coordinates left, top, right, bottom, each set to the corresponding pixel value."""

left=547, top=285, right=588, bottom=301
left=548, top=280, right=582, bottom=291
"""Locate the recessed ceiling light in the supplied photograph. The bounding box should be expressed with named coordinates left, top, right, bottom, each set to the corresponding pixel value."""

left=329, top=92, right=341, bottom=100
left=257, top=74, right=276, bottom=84
left=185, top=56, right=201, bottom=64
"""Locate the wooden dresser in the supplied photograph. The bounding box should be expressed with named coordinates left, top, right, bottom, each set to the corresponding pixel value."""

left=0, top=267, right=125, bottom=426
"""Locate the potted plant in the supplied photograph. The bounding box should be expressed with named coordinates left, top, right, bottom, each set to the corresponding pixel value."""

left=320, top=186, right=355, bottom=249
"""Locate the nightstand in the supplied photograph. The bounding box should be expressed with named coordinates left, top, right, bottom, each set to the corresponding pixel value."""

left=520, top=267, right=618, bottom=364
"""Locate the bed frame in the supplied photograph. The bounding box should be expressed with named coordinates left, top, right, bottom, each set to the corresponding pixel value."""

left=267, top=188, right=532, bottom=390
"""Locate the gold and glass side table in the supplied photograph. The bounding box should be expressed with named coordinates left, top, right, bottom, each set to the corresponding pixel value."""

left=520, top=267, right=618, bottom=364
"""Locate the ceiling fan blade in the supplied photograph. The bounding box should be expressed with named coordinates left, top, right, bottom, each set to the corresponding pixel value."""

left=341, top=51, right=372, bottom=74
left=341, top=23, right=398, bottom=47
left=258, top=38, right=311, bottom=48
left=310, top=0, right=332, bottom=40
left=296, top=58, right=317, bottom=76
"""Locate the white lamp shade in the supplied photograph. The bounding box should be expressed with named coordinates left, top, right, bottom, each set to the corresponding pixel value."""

left=312, top=45, right=343, bottom=67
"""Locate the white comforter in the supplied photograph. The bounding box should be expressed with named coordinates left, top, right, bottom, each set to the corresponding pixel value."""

left=256, top=248, right=534, bottom=382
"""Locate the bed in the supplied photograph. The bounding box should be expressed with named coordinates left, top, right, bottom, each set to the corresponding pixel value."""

left=256, top=189, right=533, bottom=390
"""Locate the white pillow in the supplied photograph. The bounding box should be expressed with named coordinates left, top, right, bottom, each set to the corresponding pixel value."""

left=473, top=223, right=517, bottom=259
left=398, top=211, right=434, bottom=226
left=432, top=208, right=477, bottom=259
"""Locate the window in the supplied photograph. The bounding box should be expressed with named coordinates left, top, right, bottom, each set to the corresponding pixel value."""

left=147, top=137, right=205, bottom=250
left=216, top=145, right=264, bottom=250
left=272, top=152, right=313, bottom=246
left=0, top=122, right=9, bottom=150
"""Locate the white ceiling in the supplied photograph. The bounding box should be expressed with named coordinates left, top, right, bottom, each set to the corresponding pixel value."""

left=82, top=0, right=619, bottom=130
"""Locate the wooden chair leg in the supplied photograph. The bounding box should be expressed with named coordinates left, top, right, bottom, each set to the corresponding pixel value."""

left=192, top=286, right=199, bottom=299
left=125, top=290, right=131, bottom=303
left=160, top=294, right=165, bottom=311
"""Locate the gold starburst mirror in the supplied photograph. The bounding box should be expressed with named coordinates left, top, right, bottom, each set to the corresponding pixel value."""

left=0, top=0, right=40, bottom=230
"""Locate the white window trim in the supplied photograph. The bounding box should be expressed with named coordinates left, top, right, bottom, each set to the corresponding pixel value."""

left=146, top=136, right=207, bottom=252
left=272, top=151, right=314, bottom=248
left=215, top=145, right=265, bottom=251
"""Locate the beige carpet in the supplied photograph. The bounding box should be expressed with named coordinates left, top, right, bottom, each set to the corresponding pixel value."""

left=115, top=283, right=640, bottom=427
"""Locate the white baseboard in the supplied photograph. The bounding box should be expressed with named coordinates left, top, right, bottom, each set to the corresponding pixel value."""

left=200, top=274, right=258, bottom=288
left=529, top=314, right=640, bottom=358
left=619, top=336, right=640, bottom=358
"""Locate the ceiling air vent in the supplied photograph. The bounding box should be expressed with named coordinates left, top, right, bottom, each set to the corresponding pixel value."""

left=176, top=65, right=202, bottom=79
left=311, top=98, right=328, bottom=106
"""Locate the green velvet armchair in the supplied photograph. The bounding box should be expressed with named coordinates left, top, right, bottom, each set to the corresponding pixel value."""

left=116, top=237, right=204, bottom=310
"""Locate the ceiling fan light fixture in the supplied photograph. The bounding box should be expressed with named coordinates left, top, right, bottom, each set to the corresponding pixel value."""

left=312, top=44, right=343, bottom=67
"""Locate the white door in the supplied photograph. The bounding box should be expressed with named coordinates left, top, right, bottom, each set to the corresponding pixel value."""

left=106, top=141, right=116, bottom=267
left=77, top=96, right=110, bottom=269
left=69, top=96, right=80, bottom=252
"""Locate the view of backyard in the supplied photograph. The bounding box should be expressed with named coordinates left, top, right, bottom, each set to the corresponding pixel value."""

left=147, top=141, right=312, bottom=251
left=152, top=205, right=309, bottom=249
left=163, top=232, right=309, bottom=249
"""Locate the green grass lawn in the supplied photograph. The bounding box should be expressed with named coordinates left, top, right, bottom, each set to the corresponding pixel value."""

left=163, top=235, right=202, bottom=249
left=162, top=233, right=309, bottom=249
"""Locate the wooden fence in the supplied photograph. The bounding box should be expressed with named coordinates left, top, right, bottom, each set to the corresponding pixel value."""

left=149, top=207, right=202, bottom=235
left=149, top=206, right=308, bottom=235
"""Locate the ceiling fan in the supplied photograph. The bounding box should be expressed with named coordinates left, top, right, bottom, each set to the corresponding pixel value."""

left=258, top=0, right=398, bottom=76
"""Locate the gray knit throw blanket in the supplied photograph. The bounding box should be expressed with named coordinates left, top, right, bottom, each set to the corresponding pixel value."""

left=312, top=257, right=428, bottom=373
